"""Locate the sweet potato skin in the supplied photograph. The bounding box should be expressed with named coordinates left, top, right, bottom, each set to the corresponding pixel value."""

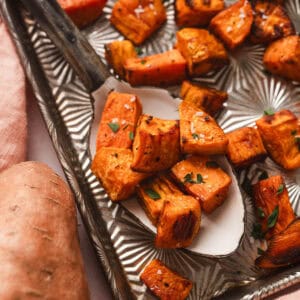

left=125, top=49, right=187, bottom=87
left=263, top=35, right=300, bottom=82
left=58, top=0, right=107, bottom=28
left=210, top=0, right=253, bottom=49
left=226, top=127, right=267, bottom=169
left=0, top=162, right=89, bottom=300
left=96, top=91, right=142, bottom=151
left=140, top=259, right=193, bottom=300
left=256, top=110, right=300, bottom=170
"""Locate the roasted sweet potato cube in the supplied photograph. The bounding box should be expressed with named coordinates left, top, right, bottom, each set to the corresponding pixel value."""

left=180, top=80, right=228, bottom=116
left=58, top=0, right=106, bottom=28
left=176, top=28, right=229, bottom=77
left=91, top=147, right=150, bottom=201
left=253, top=175, right=295, bottom=240
left=137, top=175, right=183, bottom=225
left=179, top=102, right=228, bottom=155
left=264, top=35, right=300, bottom=82
left=250, top=1, right=295, bottom=45
left=256, top=218, right=300, bottom=269
left=175, top=0, right=224, bottom=27
left=155, top=194, right=201, bottom=248
left=110, top=0, right=167, bottom=45
left=256, top=110, right=300, bottom=170
left=96, top=92, right=142, bottom=151
left=171, top=156, right=232, bottom=214
left=124, top=49, right=187, bottom=86
left=210, top=0, right=253, bottom=50
left=141, top=259, right=193, bottom=300
left=105, top=40, right=137, bottom=79
left=131, top=115, right=181, bottom=172
left=226, top=127, right=267, bottom=169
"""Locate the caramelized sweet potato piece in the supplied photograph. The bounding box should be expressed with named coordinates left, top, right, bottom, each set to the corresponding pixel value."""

left=92, top=147, right=150, bottom=201
left=175, top=0, right=224, bottom=27
left=210, top=0, right=253, bottom=49
left=264, top=35, right=300, bottom=82
left=176, top=28, right=229, bottom=76
left=253, top=175, right=295, bottom=240
left=137, top=175, right=183, bottom=225
left=124, top=49, right=187, bottom=86
left=171, top=156, right=232, bottom=214
left=180, top=80, right=228, bottom=116
left=105, top=40, right=137, bottom=79
left=131, top=115, right=181, bottom=172
left=256, top=218, right=300, bottom=269
left=155, top=194, right=201, bottom=248
left=256, top=110, right=300, bottom=170
left=179, top=101, right=228, bottom=155
left=96, top=92, right=142, bottom=151
left=226, top=127, right=267, bottom=169
left=58, top=0, right=107, bottom=28
left=141, top=259, right=193, bottom=300
left=110, top=0, right=167, bottom=45
left=251, top=1, right=295, bottom=44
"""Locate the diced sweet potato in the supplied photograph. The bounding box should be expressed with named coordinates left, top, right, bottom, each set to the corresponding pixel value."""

left=137, top=175, right=183, bottom=225
left=155, top=194, right=201, bottom=248
left=175, top=0, right=224, bottom=28
left=105, top=40, right=137, bottom=79
left=250, top=1, right=295, bottom=44
left=171, top=156, right=232, bottom=214
left=180, top=80, right=228, bottom=116
left=131, top=115, right=181, bottom=172
left=256, top=110, right=300, bottom=170
left=140, top=259, right=193, bottom=300
left=226, top=127, right=267, bottom=169
left=256, top=218, right=300, bottom=269
left=110, top=0, right=167, bottom=45
left=264, top=35, right=300, bottom=82
left=253, top=175, right=295, bottom=240
left=176, top=28, right=229, bottom=77
left=179, top=101, right=228, bottom=155
left=91, top=147, right=150, bottom=201
left=96, top=91, right=142, bottom=151
left=124, top=49, right=187, bottom=86
left=58, top=0, right=107, bottom=28
left=210, top=0, right=253, bottom=50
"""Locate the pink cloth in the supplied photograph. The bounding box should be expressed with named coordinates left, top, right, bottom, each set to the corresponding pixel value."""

left=0, top=18, right=27, bottom=172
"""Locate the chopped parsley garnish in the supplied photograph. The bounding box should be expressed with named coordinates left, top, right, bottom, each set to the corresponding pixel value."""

left=251, top=223, right=265, bottom=239
left=257, top=248, right=265, bottom=255
left=108, top=122, right=120, bottom=133
left=257, top=207, right=265, bottom=219
left=145, top=188, right=161, bottom=200
left=135, top=47, right=143, bottom=55
left=264, top=108, right=275, bottom=116
left=258, top=171, right=268, bottom=181
left=276, top=184, right=284, bottom=195
left=196, top=174, right=204, bottom=184
left=267, top=206, right=279, bottom=229
left=141, top=59, right=147, bottom=65
left=129, top=131, right=134, bottom=141
left=183, top=173, right=204, bottom=184
left=206, top=161, right=219, bottom=169
left=192, top=133, right=199, bottom=140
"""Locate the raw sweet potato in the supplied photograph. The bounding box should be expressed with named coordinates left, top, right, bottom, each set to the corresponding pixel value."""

left=124, top=49, right=187, bottom=86
left=0, top=162, right=89, bottom=300
left=110, top=0, right=167, bottom=45
left=58, top=0, right=107, bottom=28
left=210, top=0, right=253, bottom=50
left=96, top=91, right=142, bottom=151
left=263, top=35, right=300, bottom=83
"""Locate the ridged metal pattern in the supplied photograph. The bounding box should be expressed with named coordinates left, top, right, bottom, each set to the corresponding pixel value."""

left=2, top=0, right=300, bottom=299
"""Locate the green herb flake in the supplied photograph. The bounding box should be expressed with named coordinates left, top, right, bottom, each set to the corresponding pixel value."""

left=141, top=59, right=147, bottom=65
left=145, top=189, right=161, bottom=200
left=276, top=184, right=284, bottom=195
left=129, top=131, right=134, bottom=141
left=196, top=174, right=205, bottom=184
left=257, top=207, right=265, bottom=219
left=192, top=133, right=199, bottom=140
left=135, top=47, right=143, bottom=55
left=206, top=161, right=219, bottom=168
left=108, top=122, right=120, bottom=133
left=267, top=206, right=279, bottom=229
left=264, top=108, right=275, bottom=116
left=257, top=247, right=265, bottom=255
left=251, top=223, right=265, bottom=239
left=291, top=130, right=297, bottom=136
left=258, top=171, right=269, bottom=181
left=183, top=173, right=194, bottom=184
